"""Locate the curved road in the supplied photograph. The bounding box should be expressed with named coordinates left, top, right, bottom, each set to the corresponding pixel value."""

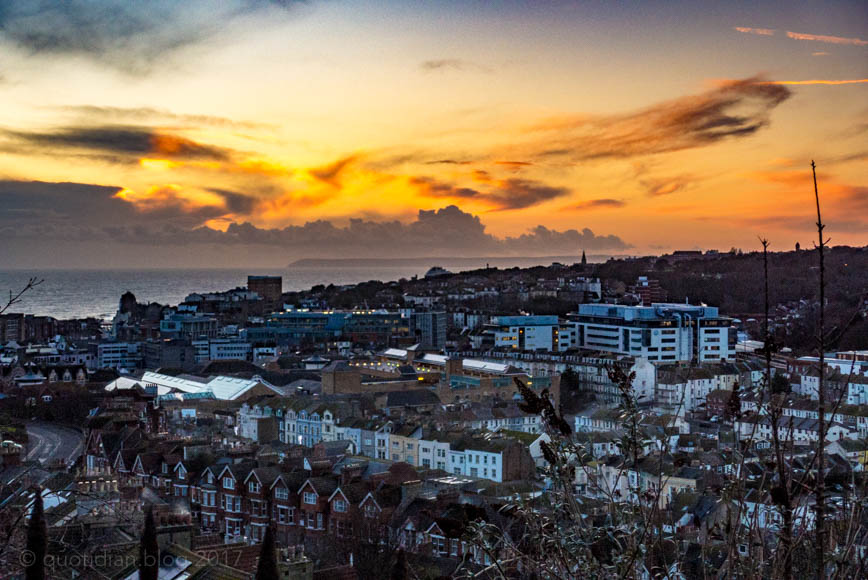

left=25, top=422, right=84, bottom=467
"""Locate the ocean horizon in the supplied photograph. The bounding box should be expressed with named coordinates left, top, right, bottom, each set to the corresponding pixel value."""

left=0, top=255, right=605, bottom=321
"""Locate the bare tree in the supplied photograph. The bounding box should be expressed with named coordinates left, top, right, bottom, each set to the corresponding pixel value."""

left=0, top=277, right=44, bottom=316
left=812, top=161, right=828, bottom=580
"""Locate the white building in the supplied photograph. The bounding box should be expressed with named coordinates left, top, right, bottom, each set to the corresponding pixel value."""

left=485, top=315, right=580, bottom=352
left=97, top=342, right=142, bottom=369
left=191, top=338, right=252, bottom=363
left=573, top=303, right=734, bottom=363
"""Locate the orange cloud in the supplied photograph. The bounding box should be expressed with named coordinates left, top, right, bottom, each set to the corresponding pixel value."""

left=785, top=30, right=868, bottom=46
left=114, top=184, right=230, bottom=214
left=734, top=27, right=775, bottom=36
left=759, top=79, right=868, bottom=86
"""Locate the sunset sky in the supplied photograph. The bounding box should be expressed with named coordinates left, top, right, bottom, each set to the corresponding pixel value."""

left=1, top=0, right=866, bottom=268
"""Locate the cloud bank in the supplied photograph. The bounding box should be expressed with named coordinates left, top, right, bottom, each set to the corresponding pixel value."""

left=0, top=181, right=630, bottom=267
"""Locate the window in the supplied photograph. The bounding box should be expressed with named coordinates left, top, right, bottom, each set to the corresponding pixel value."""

left=334, top=499, right=347, bottom=512
left=223, top=477, right=234, bottom=490
left=303, top=491, right=317, bottom=504
left=365, top=503, right=377, bottom=518
left=317, top=513, right=323, bottom=529
left=249, top=481, right=260, bottom=493
left=275, top=487, right=288, bottom=500
left=491, top=470, right=497, bottom=479
left=407, top=443, right=414, bottom=450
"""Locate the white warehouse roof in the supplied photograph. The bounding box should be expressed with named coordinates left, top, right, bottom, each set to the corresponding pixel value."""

left=105, top=371, right=279, bottom=400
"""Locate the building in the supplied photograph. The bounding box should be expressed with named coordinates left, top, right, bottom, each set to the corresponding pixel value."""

left=248, top=275, right=283, bottom=307
left=572, top=303, right=735, bottom=363
left=632, top=276, right=665, bottom=306
left=105, top=371, right=282, bottom=401
left=483, top=315, right=578, bottom=352
left=192, top=338, right=252, bottom=363
left=409, top=311, right=447, bottom=350
left=142, top=339, right=197, bottom=371
left=488, top=315, right=559, bottom=352
left=95, top=342, right=142, bottom=370
left=160, top=312, right=219, bottom=340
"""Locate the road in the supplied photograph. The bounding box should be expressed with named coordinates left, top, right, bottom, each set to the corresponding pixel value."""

left=25, top=422, right=85, bottom=467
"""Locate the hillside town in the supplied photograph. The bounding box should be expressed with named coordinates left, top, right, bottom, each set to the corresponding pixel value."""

left=0, top=250, right=867, bottom=579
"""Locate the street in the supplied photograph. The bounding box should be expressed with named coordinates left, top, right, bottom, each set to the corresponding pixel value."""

left=25, top=422, right=85, bottom=467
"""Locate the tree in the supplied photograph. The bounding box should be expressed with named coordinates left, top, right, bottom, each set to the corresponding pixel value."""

left=1, top=277, right=43, bottom=316
left=255, top=525, right=279, bottom=580
left=770, top=373, right=790, bottom=394
left=24, top=488, right=46, bottom=580
left=139, top=505, right=159, bottom=580
left=390, top=549, right=407, bottom=580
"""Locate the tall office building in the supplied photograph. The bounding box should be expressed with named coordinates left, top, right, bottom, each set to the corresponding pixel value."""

left=248, top=276, right=282, bottom=308
left=573, top=303, right=734, bottom=363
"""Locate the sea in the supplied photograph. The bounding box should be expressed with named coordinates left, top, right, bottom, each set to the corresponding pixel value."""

left=0, top=255, right=596, bottom=321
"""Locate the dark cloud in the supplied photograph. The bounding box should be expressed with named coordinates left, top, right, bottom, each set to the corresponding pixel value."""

left=502, top=225, right=629, bottom=254
left=202, top=205, right=629, bottom=254
left=0, top=0, right=307, bottom=72
left=521, top=77, right=791, bottom=161
left=420, top=59, right=490, bottom=73
left=2, top=125, right=231, bottom=161
left=424, top=159, right=473, bottom=165
left=310, top=155, right=359, bottom=187
left=0, top=181, right=630, bottom=266
left=641, top=174, right=693, bottom=197
left=206, top=188, right=259, bottom=214
left=411, top=176, right=570, bottom=210
left=570, top=198, right=626, bottom=209
left=0, top=180, right=238, bottom=238
left=489, top=178, right=570, bottom=210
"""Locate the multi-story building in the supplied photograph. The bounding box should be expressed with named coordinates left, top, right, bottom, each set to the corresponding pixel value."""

left=632, top=276, right=665, bottom=306
left=160, top=312, right=219, bottom=340
left=409, top=310, right=447, bottom=350
left=142, top=339, right=196, bottom=371
left=247, top=275, right=282, bottom=307
left=95, top=341, right=142, bottom=369
left=572, top=303, right=735, bottom=363
left=488, top=315, right=560, bottom=351
left=192, top=337, right=252, bottom=363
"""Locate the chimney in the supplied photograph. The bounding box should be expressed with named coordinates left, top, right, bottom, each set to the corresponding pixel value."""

left=445, top=358, right=462, bottom=379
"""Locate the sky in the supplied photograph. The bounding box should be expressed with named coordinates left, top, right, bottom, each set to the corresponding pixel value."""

left=0, top=0, right=866, bottom=268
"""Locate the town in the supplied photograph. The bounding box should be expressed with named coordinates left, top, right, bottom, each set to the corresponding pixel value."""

left=0, top=247, right=866, bottom=578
